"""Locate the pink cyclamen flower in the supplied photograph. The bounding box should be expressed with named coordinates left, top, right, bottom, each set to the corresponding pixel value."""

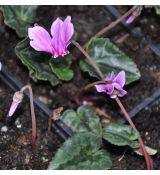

left=8, top=91, right=24, bottom=117
left=28, top=16, right=74, bottom=58
left=95, top=71, right=127, bottom=99
left=126, top=15, right=136, bottom=24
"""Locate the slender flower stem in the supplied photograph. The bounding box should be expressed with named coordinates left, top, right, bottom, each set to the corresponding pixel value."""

left=20, top=85, right=36, bottom=149
left=83, top=81, right=110, bottom=91
left=115, top=97, right=153, bottom=170
left=95, top=6, right=138, bottom=37
left=72, top=40, right=104, bottom=79
left=83, top=6, right=138, bottom=48
left=78, top=81, right=110, bottom=102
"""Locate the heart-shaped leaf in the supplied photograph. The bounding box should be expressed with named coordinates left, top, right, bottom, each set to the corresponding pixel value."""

left=48, top=132, right=112, bottom=170
left=49, top=55, right=73, bottom=81
left=2, top=5, right=37, bottom=37
left=80, top=37, right=141, bottom=84
left=61, top=105, right=102, bottom=136
left=15, top=37, right=60, bottom=86
left=102, top=123, right=140, bottom=148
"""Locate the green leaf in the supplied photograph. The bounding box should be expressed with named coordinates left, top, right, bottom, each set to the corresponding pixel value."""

left=80, top=37, right=141, bottom=85
left=49, top=54, right=73, bottom=81
left=15, top=37, right=60, bottom=86
left=48, top=132, right=112, bottom=170
left=2, top=5, right=37, bottom=37
left=102, top=123, right=140, bottom=148
left=61, top=105, right=102, bottom=136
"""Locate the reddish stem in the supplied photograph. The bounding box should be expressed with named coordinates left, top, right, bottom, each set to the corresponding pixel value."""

left=115, top=97, right=153, bottom=170
left=72, top=40, right=104, bottom=79
left=95, top=6, right=138, bottom=37
left=83, top=6, right=138, bottom=48
left=21, top=85, right=36, bottom=149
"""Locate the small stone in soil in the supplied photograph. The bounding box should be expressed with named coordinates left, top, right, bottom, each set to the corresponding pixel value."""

left=1, top=126, right=8, bottom=132
left=15, top=118, right=22, bottom=128
left=24, top=154, right=30, bottom=165
left=145, top=132, right=149, bottom=136
left=42, top=157, right=49, bottom=162
left=146, top=136, right=151, bottom=140
left=38, top=96, right=49, bottom=105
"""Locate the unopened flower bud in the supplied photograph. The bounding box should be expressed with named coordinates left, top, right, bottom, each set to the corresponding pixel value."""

left=8, top=91, right=24, bottom=117
left=126, top=15, right=136, bottom=24
left=126, top=6, right=143, bottom=24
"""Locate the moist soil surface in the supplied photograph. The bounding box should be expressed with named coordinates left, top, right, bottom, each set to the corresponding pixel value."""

left=0, top=6, right=160, bottom=170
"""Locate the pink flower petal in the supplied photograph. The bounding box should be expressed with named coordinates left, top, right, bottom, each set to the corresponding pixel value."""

left=105, top=84, right=114, bottom=95
left=126, top=16, right=136, bottom=24
left=28, top=26, right=52, bottom=54
left=95, top=85, right=107, bottom=93
left=61, top=16, right=74, bottom=44
left=50, top=18, right=63, bottom=37
left=118, top=89, right=127, bottom=97
left=105, top=72, right=116, bottom=82
left=110, top=94, right=117, bottom=99
left=8, top=99, right=20, bottom=117
left=113, top=82, right=127, bottom=97
left=50, top=18, right=66, bottom=57
left=112, top=82, right=121, bottom=90
left=95, top=84, right=114, bottom=95
left=114, top=71, right=126, bottom=87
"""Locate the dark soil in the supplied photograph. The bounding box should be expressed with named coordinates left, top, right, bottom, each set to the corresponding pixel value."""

left=0, top=83, right=62, bottom=169
left=0, top=6, right=160, bottom=170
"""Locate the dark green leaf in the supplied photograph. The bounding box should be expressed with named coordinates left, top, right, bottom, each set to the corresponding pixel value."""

left=80, top=37, right=141, bottom=84
left=61, top=105, right=102, bottom=136
left=48, top=132, right=112, bottom=170
left=15, top=37, right=60, bottom=86
left=102, top=123, right=140, bottom=148
left=2, top=5, right=37, bottom=37
left=49, top=54, right=73, bottom=81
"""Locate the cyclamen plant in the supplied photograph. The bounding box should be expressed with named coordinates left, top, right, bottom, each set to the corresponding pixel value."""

left=2, top=5, right=155, bottom=170
left=28, top=15, right=152, bottom=170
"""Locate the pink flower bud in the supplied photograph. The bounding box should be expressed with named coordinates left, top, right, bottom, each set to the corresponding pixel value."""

left=8, top=91, right=24, bottom=117
left=126, top=15, right=136, bottom=24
